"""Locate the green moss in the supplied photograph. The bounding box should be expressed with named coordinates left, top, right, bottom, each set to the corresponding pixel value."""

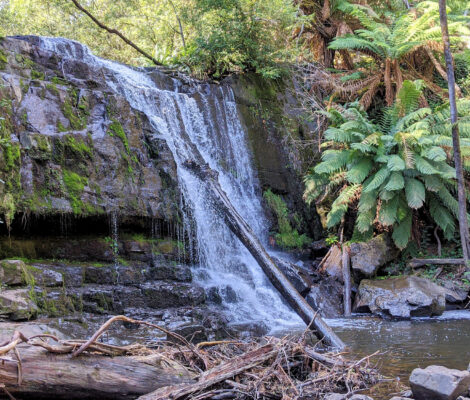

left=263, top=189, right=310, bottom=250
left=46, top=83, right=59, bottom=96
left=63, top=101, right=86, bottom=130
left=31, top=69, right=45, bottom=80
left=64, top=135, right=93, bottom=158
left=51, top=76, right=68, bottom=85
left=63, top=169, right=88, bottom=214
left=57, top=121, right=68, bottom=132
left=107, top=119, right=130, bottom=153
left=61, top=89, right=88, bottom=131
left=0, top=49, right=7, bottom=69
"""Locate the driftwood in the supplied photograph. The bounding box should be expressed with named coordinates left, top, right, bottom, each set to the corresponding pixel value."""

left=0, top=345, right=194, bottom=399
left=138, top=345, right=276, bottom=400
left=409, top=258, right=466, bottom=268
left=184, top=160, right=345, bottom=350
left=0, top=316, right=380, bottom=400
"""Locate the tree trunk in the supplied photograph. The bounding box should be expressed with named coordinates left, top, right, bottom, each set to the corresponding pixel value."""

left=0, top=345, right=194, bottom=399
left=342, top=245, right=351, bottom=316
left=384, top=58, right=394, bottom=106
left=184, top=161, right=345, bottom=350
left=439, top=0, right=470, bottom=267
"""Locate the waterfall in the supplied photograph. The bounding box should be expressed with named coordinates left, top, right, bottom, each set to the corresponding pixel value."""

left=36, top=37, right=302, bottom=331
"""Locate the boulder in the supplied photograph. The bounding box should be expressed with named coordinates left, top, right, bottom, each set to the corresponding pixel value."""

left=319, top=245, right=343, bottom=282
left=324, top=394, right=345, bottom=400
left=305, top=277, right=343, bottom=318
left=353, top=276, right=446, bottom=318
left=350, top=396, right=374, bottom=400
left=0, top=259, right=26, bottom=286
left=141, top=282, right=206, bottom=309
left=0, top=289, right=38, bottom=320
left=350, top=234, right=398, bottom=278
left=149, top=264, right=192, bottom=282
left=410, top=365, right=470, bottom=400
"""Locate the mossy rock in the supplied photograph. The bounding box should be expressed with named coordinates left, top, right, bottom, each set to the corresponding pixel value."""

left=0, top=259, right=27, bottom=286
left=0, top=288, right=39, bottom=320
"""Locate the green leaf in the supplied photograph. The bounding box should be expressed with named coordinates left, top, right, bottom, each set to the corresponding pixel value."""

left=315, top=150, right=351, bottom=175
left=363, top=167, right=390, bottom=193
left=387, top=155, right=406, bottom=171
left=346, top=158, right=373, bottom=183
left=429, top=196, right=455, bottom=239
left=326, top=185, right=360, bottom=228
left=405, top=178, right=425, bottom=209
left=384, top=171, right=405, bottom=191
left=358, top=189, right=378, bottom=213
left=356, top=207, right=376, bottom=233
left=424, top=146, right=447, bottom=162
left=392, top=211, right=412, bottom=249
left=423, top=175, right=444, bottom=192
left=415, top=155, right=438, bottom=175
left=379, top=195, right=399, bottom=226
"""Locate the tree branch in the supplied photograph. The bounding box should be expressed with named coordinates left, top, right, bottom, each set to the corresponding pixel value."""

left=69, top=0, right=162, bottom=65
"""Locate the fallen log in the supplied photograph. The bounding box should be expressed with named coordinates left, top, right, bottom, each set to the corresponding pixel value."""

left=0, top=345, right=195, bottom=399
left=409, top=258, right=465, bottom=268
left=184, top=160, right=345, bottom=350
left=138, top=344, right=276, bottom=400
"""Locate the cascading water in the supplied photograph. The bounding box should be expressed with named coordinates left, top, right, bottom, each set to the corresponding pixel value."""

left=36, top=37, right=302, bottom=331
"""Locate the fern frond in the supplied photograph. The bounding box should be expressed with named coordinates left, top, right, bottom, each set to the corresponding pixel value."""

left=405, top=178, right=425, bottom=209
left=392, top=210, right=412, bottom=249
left=384, top=171, right=405, bottom=191
left=363, top=167, right=390, bottom=193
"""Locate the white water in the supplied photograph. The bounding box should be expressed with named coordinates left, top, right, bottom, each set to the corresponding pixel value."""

left=36, top=37, right=301, bottom=331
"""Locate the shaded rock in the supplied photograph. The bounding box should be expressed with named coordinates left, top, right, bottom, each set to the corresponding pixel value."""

left=84, top=266, right=119, bottom=285
left=141, top=282, right=205, bottom=309
left=206, top=287, right=223, bottom=304
left=410, top=365, right=470, bottom=400
left=319, top=245, right=343, bottom=282
left=31, top=267, right=63, bottom=287
left=389, top=397, right=411, bottom=400
left=305, top=277, right=343, bottom=318
left=353, top=276, right=446, bottom=318
left=350, top=396, right=374, bottom=400
left=273, top=257, right=311, bottom=296
left=350, top=234, right=398, bottom=279
left=148, top=264, right=192, bottom=282
left=0, top=289, right=38, bottom=320
left=0, top=259, right=26, bottom=286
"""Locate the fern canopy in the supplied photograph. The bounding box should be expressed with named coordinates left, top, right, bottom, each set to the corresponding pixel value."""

left=303, top=81, right=469, bottom=249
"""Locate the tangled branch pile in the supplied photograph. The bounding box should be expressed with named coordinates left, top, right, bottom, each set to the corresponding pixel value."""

left=0, top=316, right=380, bottom=400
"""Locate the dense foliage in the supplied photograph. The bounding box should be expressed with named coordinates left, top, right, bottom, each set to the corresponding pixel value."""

left=304, top=81, right=470, bottom=249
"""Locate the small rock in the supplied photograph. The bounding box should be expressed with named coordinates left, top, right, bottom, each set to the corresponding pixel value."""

left=456, top=397, right=470, bottom=400
left=354, top=276, right=446, bottom=318
left=350, top=234, right=398, bottom=278
left=0, top=260, right=26, bottom=286
left=0, top=289, right=38, bottom=320
left=141, top=281, right=205, bottom=309
left=323, top=393, right=345, bottom=400
left=389, top=397, right=412, bottom=400
left=410, top=365, right=470, bottom=400
left=350, top=396, right=374, bottom=400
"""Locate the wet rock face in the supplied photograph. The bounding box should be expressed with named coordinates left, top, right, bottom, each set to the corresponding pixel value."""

left=0, top=36, right=179, bottom=220
left=0, top=289, right=38, bottom=320
left=350, top=234, right=399, bottom=279
left=410, top=365, right=470, bottom=400
left=353, top=276, right=446, bottom=318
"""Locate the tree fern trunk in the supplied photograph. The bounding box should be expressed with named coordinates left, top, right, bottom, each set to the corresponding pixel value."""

left=438, top=0, right=470, bottom=267
left=384, top=58, right=394, bottom=106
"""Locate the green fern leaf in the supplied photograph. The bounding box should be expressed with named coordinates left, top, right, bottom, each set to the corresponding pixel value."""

left=424, top=146, right=447, bottom=162
left=429, top=196, right=455, bottom=239
left=363, top=167, right=390, bottom=193
left=384, top=171, right=405, bottom=191
left=358, top=189, right=378, bottom=213
left=415, top=155, right=439, bottom=175
left=392, top=211, right=412, bottom=249
left=379, top=195, right=399, bottom=226
left=387, top=155, right=406, bottom=171
left=423, top=175, right=444, bottom=192
left=405, top=178, right=425, bottom=209
left=346, top=158, right=373, bottom=183
left=315, top=150, right=351, bottom=174
left=356, top=207, right=376, bottom=233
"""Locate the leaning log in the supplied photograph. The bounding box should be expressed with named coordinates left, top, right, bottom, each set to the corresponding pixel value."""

left=409, top=258, right=465, bottom=268
left=184, top=160, right=345, bottom=350
left=0, top=345, right=195, bottom=399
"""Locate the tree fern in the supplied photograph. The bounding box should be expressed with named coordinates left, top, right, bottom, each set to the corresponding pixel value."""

left=304, top=80, right=469, bottom=249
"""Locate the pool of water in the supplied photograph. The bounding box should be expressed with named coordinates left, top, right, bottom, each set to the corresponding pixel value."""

left=325, top=310, right=470, bottom=397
